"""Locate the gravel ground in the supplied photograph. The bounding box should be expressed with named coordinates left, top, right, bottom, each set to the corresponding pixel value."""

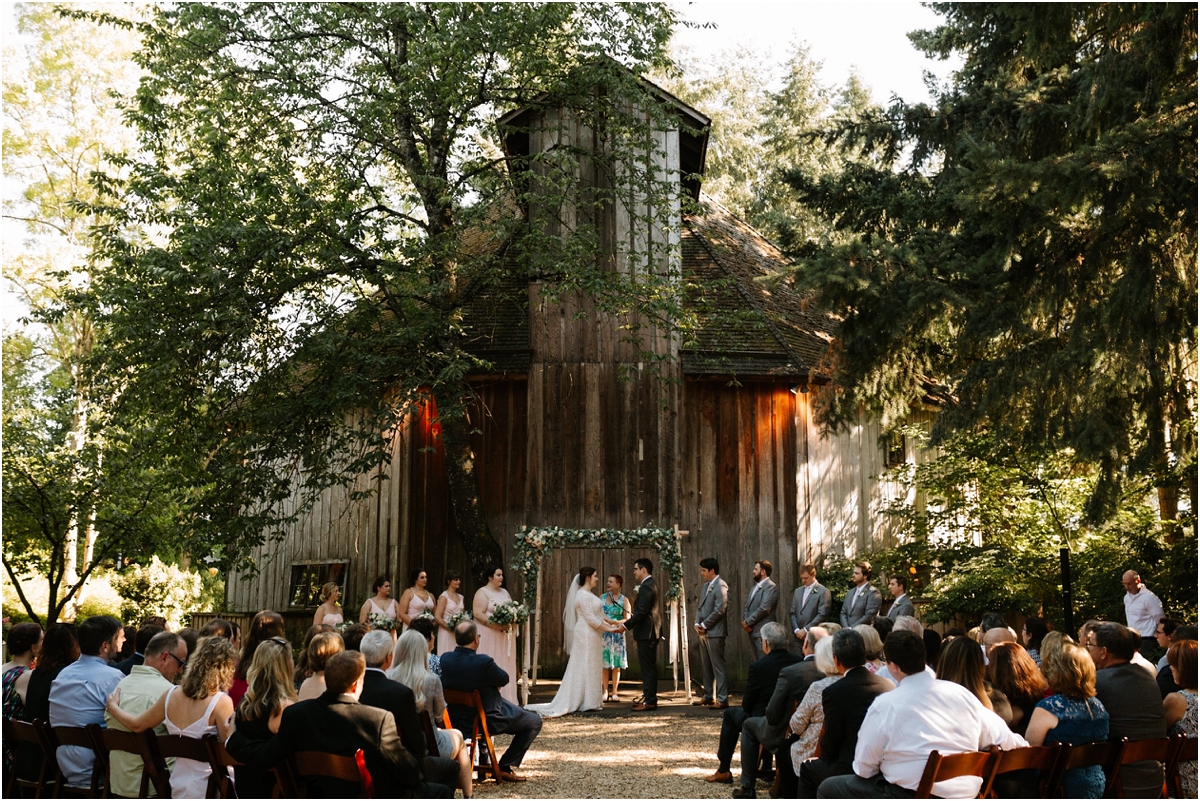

left=472, top=684, right=760, bottom=800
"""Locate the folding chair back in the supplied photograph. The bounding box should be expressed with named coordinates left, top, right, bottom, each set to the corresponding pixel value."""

left=4, top=717, right=56, bottom=798
left=150, top=733, right=236, bottom=798
left=97, top=727, right=161, bottom=799
left=1166, top=734, right=1197, bottom=799
left=1110, top=737, right=1176, bottom=799
left=444, top=689, right=502, bottom=782
left=50, top=724, right=107, bottom=797
left=980, top=744, right=1065, bottom=798
left=290, top=749, right=374, bottom=798
left=419, top=710, right=441, bottom=755
left=1046, top=740, right=1124, bottom=798
left=914, top=749, right=997, bottom=798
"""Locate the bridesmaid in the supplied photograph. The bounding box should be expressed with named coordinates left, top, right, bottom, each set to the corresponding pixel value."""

left=473, top=564, right=518, bottom=704
left=398, top=569, right=435, bottom=632
left=359, top=576, right=399, bottom=624
left=600, top=574, right=631, bottom=702
left=434, top=570, right=465, bottom=655
left=312, top=582, right=344, bottom=627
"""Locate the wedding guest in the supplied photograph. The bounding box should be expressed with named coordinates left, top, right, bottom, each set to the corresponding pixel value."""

left=399, top=568, right=436, bottom=632
left=49, top=615, right=125, bottom=788
left=441, top=620, right=541, bottom=783
left=114, top=625, right=137, bottom=663
left=602, top=573, right=632, bottom=702
left=1040, top=630, right=1071, bottom=667
left=785, top=634, right=840, bottom=791
left=113, top=624, right=163, bottom=676
left=1090, top=622, right=1168, bottom=797
left=3, top=622, right=42, bottom=772
left=16, top=623, right=76, bottom=784
left=798, top=628, right=893, bottom=796
left=360, top=575, right=400, bottom=624
left=987, top=641, right=1048, bottom=736
left=1154, top=618, right=1182, bottom=669
left=871, top=615, right=894, bottom=645
left=313, top=582, right=344, bottom=627
left=938, top=636, right=1013, bottom=725
left=343, top=622, right=373, bottom=651
left=817, top=631, right=1026, bottom=799
left=105, top=632, right=187, bottom=798
left=839, top=561, right=882, bottom=628
left=1022, top=616, right=1050, bottom=666
left=789, top=563, right=831, bottom=648
left=434, top=571, right=466, bottom=656
left=1122, top=570, right=1165, bottom=658
left=408, top=617, right=443, bottom=676
left=923, top=628, right=942, bottom=669
left=385, top=630, right=472, bottom=797
left=298, top=631, right=345, bottom=701
left=1025, top=641, right=1110, bottom=797
left=293, top=624, right=335, bottom=690
left=177, top=627, right=200, bottom=656
left=141, top=615, right=168, bottom=631
left=1158, top=624, right=1197, bottom=698
left=693, top=558, right=729, bottom=708
left=106, top=635, right=237, bottom=799
left=742, top=559, right=779, bottom=660
left=1163, top=639, right=1197, bottom=798
left=230, top=621, right=242, bottom=651
left=234, top=636, right=297, bottom=799
left=884, top=574, right=914, bottom=620
left=231, top=610, right=286, bottom=706
left=199, top=618, right=235, bottom=640
left=622, top=558, right=662, bottom=710
left=854, top=624, right=886, bottom=675
left=472, top=564, right=519, bottom=704
left=707, top=623, right=799, bottom=788
left=227, top=650, right=448, bottom=798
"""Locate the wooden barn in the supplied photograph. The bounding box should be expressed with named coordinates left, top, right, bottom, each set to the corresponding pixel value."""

left=222, top=79, right=926, bottom=683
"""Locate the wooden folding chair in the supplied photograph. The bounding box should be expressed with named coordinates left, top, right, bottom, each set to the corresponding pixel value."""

left=1045, top=740, right=1124, bottom=798
left=290, top=749, right=374, bottom=799
left=419, top=710, right=441, bottom=756
left=4, top=717, right=56, bottom=798
left=770, top=698, right=803, bottom=799
left=1110, top=737, right=1177, bottom=799
left=443, top=689, right=502, bottom=783
left=979, top=744, right=1065, bottom=798
left=1166, top=734, right=1197, bottom=799
left=148, top=733, right=236, bottom=798
left=914, top=749, right=998, bottom=799
left=95, top=727, right=161, bottom=799
left=50, top=724, right=107, bottom=797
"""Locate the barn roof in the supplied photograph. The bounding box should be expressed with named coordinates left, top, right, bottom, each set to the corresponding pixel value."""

left=460, top=194, right=834, bottom=380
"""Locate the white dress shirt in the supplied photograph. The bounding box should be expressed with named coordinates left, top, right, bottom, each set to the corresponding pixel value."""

left=852, top=669, right=1027, bottom=797
left=1123, top=584, right=1164, bottom=637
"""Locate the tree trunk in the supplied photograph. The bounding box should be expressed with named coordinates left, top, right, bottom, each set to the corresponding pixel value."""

left=435, top=385, right=504, bottom=586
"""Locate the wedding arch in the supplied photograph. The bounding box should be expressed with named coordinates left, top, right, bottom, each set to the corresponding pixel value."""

left=511, top=525, right=694, bottom=705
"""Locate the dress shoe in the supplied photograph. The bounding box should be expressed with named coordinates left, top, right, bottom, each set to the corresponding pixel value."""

left=732, top=786, right=756, bottom=798
left=631, top=702, right=658, bottom=711
left=497, top=768, right=527, bottom=783
left=711, top=700, right=729, bottom=709
left=692, top=698, right=713, bottom=706
left=706, top=771, right=733, bottom=784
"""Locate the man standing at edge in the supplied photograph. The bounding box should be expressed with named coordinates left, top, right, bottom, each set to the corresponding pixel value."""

left=742, top=560, right=780, bottom=661
left=694, top=557, right=730, bottom=708
left=621, top=558, right=661, bottom=711
left=885, top=575, right=915, bottom=620
left=1122, top=570, right=1165, bottom=659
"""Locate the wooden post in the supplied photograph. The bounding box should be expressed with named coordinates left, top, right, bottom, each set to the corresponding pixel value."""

left=676, top=525, right=693, bottom=702
left=532, top=558, right=543, bottom=688
left=670, top=600, right=679, bottom=696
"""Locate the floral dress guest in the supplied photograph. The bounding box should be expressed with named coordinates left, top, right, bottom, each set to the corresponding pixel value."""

left=473, top=564, right=518, bottom=704
left=434, top=571, right=466, bottom=656
left=398, top=569, right=436, bottom=633
left=1026, top=642, right=1110, bottom=798
left=1164, top=640, right=1197, bottom=798
left=600, top=575, right=631, bottom=702
left=789, top=636, right=842, bottom=773
left=3, top=623, right=42, bottom=772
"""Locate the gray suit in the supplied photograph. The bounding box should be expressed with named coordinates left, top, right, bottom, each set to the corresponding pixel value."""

left=789, top=583, right=832, bottom=648
left=885, top=593, right=915, bottom=620
left=839, top=583, right=882, bottom=628
left=696, top=576, right=729, bottom=702
left=743, top=578, right=779, bottom=660
left=739, top=656, right=824, bottom=791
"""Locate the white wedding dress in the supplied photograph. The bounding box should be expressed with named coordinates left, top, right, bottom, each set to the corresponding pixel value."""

left=526, top=587, right=606, bottom=717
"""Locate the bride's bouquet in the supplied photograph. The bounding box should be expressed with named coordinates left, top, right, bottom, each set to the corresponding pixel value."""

left=488, top=601, right=529, bottom=656
left=446, top=610, right=473, bottom=629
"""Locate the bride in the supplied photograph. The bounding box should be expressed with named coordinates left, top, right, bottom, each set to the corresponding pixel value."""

left=526, top=566, right=619, bottom=717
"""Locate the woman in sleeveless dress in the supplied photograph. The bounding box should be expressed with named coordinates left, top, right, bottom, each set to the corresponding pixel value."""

left=527, top=567, right=619, bottom=718
left=1164, top=640, right=1197, bottom=798
left=3, top=622, right=42, bottom=772
left=434, top=570, right=465, bottom=656
left=600, top=575, right=631, bottom=702
left=398, top=569, right=436, bottom=632
left=359, top=575, right=399, bottom=624
left=473, top=564, right=519, bottom=704
left=297, top=631, right=345, bottom=701
left=234, top=636, right=297, bottom=798
left=107, top=636, right=237, bottom=799
left=313, top=582, right=344, bottom=627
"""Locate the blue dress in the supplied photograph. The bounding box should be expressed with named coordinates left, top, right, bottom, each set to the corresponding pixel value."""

left=1036, top=694, right=1109, bottom=798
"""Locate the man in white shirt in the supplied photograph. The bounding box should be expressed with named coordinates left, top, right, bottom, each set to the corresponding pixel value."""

left=816, top=630, right=1027, bottom=799
left=1122, top=570, right=1165, bottom=657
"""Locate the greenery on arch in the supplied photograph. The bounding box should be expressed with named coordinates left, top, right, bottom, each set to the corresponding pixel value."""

left=512, top=526, right=683, bottom=603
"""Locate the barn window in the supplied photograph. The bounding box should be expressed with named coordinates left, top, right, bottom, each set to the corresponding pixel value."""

left=288, top=560, right=350, bottom=609
left=884, top=431, right=907, bottom=469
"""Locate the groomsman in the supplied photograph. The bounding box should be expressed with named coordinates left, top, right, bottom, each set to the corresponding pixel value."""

left=789, top=563, right=832, bottom=649
left=839, top=560, right=882, bottom=627
left=886, top=574, right=916, bottom=620
left=694, top=558, right=730, bottom=708
left=741, top=560, right=779, bottom=660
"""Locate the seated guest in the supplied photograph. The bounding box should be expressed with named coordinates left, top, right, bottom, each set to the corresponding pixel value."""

left=768, top=628, right=830, bottom=798
left=200, top=618, right=235, bottom=640
left=922, top=628, right=942, bottom=669
left=1090, top=622, right=1168, bottom=797
left=987, top=641, right=1048, bottom=736
left=49, top=615, right=125, bottom=788
left=440, top=620, right=541, bottom=783
left=1158, top=624, right=1197, bottom=698
left=1040, top=630, right=1071, bottom=667
left=1022, top=616, right=1049, bottom=666
left=234, top=635, right=297, bottom=799
left=983, top=626, right=1017, bottom=651
left=854, top=624, right=886, bottom=675
left=293, top=624, right=335, bottom=691
left=342, top=622, right=372, bottom=652
left=409, top=617, right=443, bottom=676
left=870, top=616, right=894, bottom=645
left=786, top=636, right=841, bottom=794
left=105, top=632, right=188, bottom=798
left=227, top=650, right=451, bottom=798
left=177, top=627, right=200, bottom=656
left=707, top=622, right=800, bottom=789
left=980, top=612, right=1007, bottom=634
left=113, top=625, right=137, bottom=664
left=298, top=631, right=345, bottom=701
left=798, top=628, right=894, bottom=796
left=1154, top=618, right=1182, bottom=669
left=816, top=631, right=1027, bottom=799
left=1162, top=639, right=1197, bottom=798
left=1026, top=641, right=1110, bottom=798
left=938, top=636, right=1012, bottom=725
left=113, top=624, right=164, bottom=676
left=3, top=622, right=42, bottom=773
left=18, top=623, right=77, bottom=782
left=231, top=610, right=286, bottom=706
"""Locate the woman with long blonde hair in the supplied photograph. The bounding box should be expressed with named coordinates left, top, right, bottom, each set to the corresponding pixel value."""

left=235, top=637, right=298, bottom=797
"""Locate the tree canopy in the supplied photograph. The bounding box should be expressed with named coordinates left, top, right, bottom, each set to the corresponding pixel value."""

left=783, top=3, right=1197, bottom=521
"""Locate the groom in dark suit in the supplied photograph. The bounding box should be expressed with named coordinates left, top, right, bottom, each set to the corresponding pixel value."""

left=620, top=557, right=661, bottom=711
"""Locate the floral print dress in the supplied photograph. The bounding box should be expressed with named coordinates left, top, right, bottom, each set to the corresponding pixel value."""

left=601, top=592, right=630, bottom=669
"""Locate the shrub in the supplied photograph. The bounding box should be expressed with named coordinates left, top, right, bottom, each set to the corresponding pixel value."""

left=109, top=556, right=203, bottom=629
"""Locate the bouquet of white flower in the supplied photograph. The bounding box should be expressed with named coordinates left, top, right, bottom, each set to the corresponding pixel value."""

left=368, top=612, right=398, bottom=632
left=446, top=610, right=473, bottom=629
left=413, top=611, right=436, bottom=627
left=487, top=601, right=528, bottom=627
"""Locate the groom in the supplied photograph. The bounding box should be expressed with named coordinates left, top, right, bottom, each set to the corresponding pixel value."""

left=619, top=558, right=661, bottom=711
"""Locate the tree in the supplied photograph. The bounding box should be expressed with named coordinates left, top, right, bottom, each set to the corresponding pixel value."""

left=78, top=4, right=684, bottom=582
left=782, top=4, right=1197, bottom=523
